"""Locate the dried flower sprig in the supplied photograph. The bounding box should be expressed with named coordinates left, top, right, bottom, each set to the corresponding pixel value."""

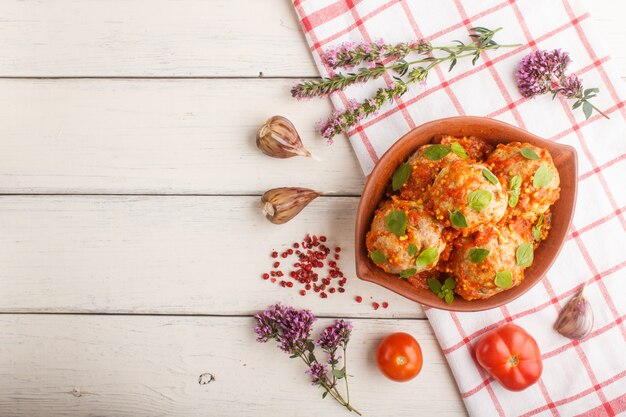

left=254, top=304, right=361, bottom=415
left=516, top=49, right=609, bottom=120
left=292, top=27, right=519, bottom=141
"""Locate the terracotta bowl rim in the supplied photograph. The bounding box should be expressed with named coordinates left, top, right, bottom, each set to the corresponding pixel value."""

left=354, top=116, right=578, bottom=312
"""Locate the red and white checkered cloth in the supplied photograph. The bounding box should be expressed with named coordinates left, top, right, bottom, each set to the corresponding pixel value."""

left=292, top=0, right=626, bottom=416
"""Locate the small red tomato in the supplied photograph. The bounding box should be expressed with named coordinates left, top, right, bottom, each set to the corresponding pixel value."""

left=475, top=323, right=542, bottom=391
left=376, top=332, right=423, bottom=382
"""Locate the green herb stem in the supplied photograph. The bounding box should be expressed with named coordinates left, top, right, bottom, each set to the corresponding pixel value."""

left=299, top=353, right=361, bottom=415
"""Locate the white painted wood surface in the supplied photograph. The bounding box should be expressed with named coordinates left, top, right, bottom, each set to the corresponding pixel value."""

left=0, top=315, right=464, bottom=417
left=0, top=195, right=423, bottom=317
left=0, top=0, right=623, bottom=416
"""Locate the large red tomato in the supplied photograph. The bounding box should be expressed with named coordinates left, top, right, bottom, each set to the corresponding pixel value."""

left=376, top=332, right=423, bottom=382
left=475, top=323, right=542, bottom=391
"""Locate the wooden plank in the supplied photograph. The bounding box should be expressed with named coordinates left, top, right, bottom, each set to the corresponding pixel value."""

left=0, top=195, right=428, bottom=318
left=0, top=0, right=622, bottom=77
left=0, top=78, right=365, bottom=195
left=0, top=314, right=466, bottom=417
left=0, top=0, right=317, bottom=77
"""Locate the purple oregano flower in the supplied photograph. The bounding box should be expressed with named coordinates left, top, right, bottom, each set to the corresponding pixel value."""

left=516, top=49, right=608, bottom=119
left=254, top=304, right=361, bottom=414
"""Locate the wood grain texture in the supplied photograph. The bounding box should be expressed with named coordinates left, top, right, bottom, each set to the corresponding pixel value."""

left=0, top=314, right=466, bottom=417
left=0, top=78, right=364, bottom=195
left=0, top=0, right=316, bottom=77
left=0, top=195, right=426, bottom=318
left=0, top=0, right=623, bottom=77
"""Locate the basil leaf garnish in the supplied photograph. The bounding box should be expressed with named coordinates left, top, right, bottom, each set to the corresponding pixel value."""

left=516, top=242, right=534, bottom=267
left=392, top=163, right=412, bottom=191
left=508, top=175, right=521, bottom=207
left=399, top=268, right=417, bottom=278
left=468, top=190, right=492, bottom=211
left=450, top=142, right=468, bottom=159
left=450, top=210, right=468, bottom=228
left=415, top=247, right=439, bottom=268
left=444, top=277, right=455, bottom=290
left=407, top=243, right=418, bottom=257
left=423, top=144, right=451, bottom=160
left=532, top=214, right=544, bottom=241
left=533, top=164, right=553, bottom=188
left=370, top=251, right=387, bottom=264
left=428, top=278, right=442, bottom=294
left=469, top=248, right=490, bottom=263
left=520, top=147, right=540, bottom=160
left=494, top=270, right=513, bottom=288
left=385, top=209, right=407, bottom=237
left=482, top=168, right=499, bottom=185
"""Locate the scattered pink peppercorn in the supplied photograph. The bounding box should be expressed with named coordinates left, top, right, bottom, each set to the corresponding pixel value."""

left=382, top=302, right=389, bottom=309
left=372, top=302, right=380, bottom=310
left=355, top=296, right=363, bottom=303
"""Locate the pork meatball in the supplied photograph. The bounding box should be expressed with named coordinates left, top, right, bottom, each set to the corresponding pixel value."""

left=366, top=199, right=445, bottom=275
left=486, top=142, right=560, bottom=220
left=429, top=159, right=507, bottom=232
left=397, top=144, right=461, bottom=201
left=436, top=135, right=494, bottom=161
left=449, top=218, right=533, bottom=300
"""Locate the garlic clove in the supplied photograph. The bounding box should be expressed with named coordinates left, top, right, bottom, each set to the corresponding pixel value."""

left=554, top=288, right=594, bottom=340
left=256, top=116, right=314, bottom=159
left=260, top=187, right=321, bottom=224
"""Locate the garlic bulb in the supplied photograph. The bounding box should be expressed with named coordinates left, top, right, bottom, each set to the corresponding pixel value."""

left=260, top=187, right=321, bottom=224
left=554, top=288, right=594, bottom=340
left=256, top=116, right=314, bottom=159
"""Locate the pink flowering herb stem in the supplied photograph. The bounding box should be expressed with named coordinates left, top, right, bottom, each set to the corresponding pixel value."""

left=292, top=27, right=520, bottom=142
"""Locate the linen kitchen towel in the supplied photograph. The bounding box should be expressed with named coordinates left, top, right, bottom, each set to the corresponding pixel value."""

left=292, top=0, right=626, bottom=416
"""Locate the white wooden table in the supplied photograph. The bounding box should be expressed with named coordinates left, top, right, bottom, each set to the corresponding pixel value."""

left=0, top=1, right=623, bottom=416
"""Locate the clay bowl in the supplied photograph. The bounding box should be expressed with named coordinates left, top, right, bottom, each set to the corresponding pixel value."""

left=355, top=116, right=577, bottom=312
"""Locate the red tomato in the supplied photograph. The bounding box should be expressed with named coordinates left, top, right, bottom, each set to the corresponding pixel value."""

left=475, top=323, right=542, bottom=391
left=376, top=332, right=423, bottom=382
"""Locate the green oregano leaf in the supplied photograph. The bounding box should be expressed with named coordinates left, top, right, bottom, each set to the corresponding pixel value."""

left=444, top=292, right=454, bottom=304
left=444, top=277, right=455, bottom=290
left=468, top=190, right=492, bottom=211
left=520, top=147, right=540, bottom=160
left=583, top=101, right=593, bottom=119
left=450, top=210, right=468, bottom=228
left=399, top=268, right=417, bottom=278
left=392, top=163, right=412, bottom=191
left=450, top=142, right=468, bottom=159
left=494, top=270, right=513, bottom=288
left=415, top=247, right=439, bottom=268
left=407, top=243, right=418, bottom=257
left=469, top=248, right=490, bottom=263
left=482, top=168, right=499, bottom=185
left=332, top=368, right=346, bottom=379
left=371, top=251, right=387, bottom=264
left=508, top=175, right=521, bottom=207
left=423, top=144, right=451, bottom=160
left=428, top=278, right=442, bottom=294
left=532, top=214, right=544, bottom=241
left=516, top=242, right=534, bottom=267
left=385, top=209, right=407, bottom=237
left=533, top=165, right=553, bottom=188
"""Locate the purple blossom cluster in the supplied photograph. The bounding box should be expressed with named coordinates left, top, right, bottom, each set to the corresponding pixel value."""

left=316, top=100, right=363, bottom=142
left=318, top=319, right=353, bottom=351
left=515, top=49, right=578, bottom=98
left=306, top=362, right=328, bottom=385
left=254, top=303, right=316, bottom=354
